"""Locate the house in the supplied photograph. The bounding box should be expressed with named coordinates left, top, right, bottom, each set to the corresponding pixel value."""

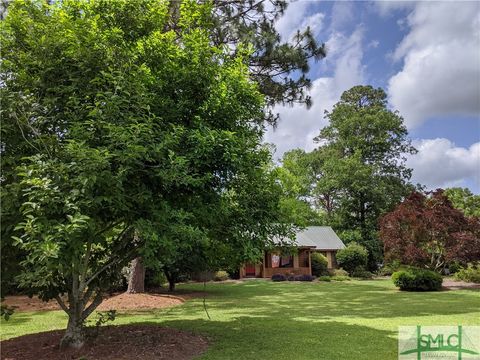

left=240, top=226, right=345, bottom=278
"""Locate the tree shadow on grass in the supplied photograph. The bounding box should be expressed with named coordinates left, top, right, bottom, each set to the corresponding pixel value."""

left=173, top=280, right=480, bottom=320
left=131, top=318, right=398, bottom=360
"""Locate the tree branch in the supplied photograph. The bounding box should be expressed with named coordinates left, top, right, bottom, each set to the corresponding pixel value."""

left=82, top=291, right=103, bottom=321
left=55, top=295, right=69, bottom=314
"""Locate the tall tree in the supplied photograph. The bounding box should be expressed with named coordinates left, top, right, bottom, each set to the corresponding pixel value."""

left=126, top=0, right=328, bottom=292
left=313, top=85, right=417, bottom=269
left=1, top=0, right=291, bottom=348
left=381, top=190, right=480, bottom=271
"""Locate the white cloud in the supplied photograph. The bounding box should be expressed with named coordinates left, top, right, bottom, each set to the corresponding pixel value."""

left=276, top=1, right=324, bottom=41
left=407, top=138, right=480, bottom=190
left=264, top=27, right=365, bottom=159
left=387, top=2, right=480, bottom=128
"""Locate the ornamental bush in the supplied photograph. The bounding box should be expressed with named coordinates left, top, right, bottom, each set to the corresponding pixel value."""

left=294, top=274, right=314, bottom=282
left=392, top=268, right=443, bottom=291
left=351, top=267, right=374, bottom=279
left=311, top=253, right=329, bottom=277
left=214, top=271, right=230, bottom=281
left=454, top=263, right=480, bottom=283
left=336, top=242, right=368, bottom=274
left=271, top=274, right=287, bottom=282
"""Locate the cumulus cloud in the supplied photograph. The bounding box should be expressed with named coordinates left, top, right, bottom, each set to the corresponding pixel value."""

left=276, top=1, right=325, bottom=41
left=407, top=138, right=480, bottom=190
left=387, top=2, right=480, bottom=128
left=264, top=28, right=365, bottom=159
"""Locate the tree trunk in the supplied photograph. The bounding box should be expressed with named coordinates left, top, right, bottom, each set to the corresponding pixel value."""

left=60, top=310, right=85, bottom=349
left=164, top=270, right=176, bottom=292
left=127, top=257, right=145, bottom=293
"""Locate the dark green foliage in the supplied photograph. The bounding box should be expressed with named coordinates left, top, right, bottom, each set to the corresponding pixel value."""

left=311, top=252, right=329, bottom=277
left=351, top=268, right=374, bottom=279
left=392, top=269, right=443, bottom=291
left=454, top=264, right=480, bottom=283
left=318, top=276, right=331, bottom=282
left=377, top=261, right=402, bottom=276
left=336, top=243, right=368, bottom=274
left=1, top=303, right=15, bottom=321
left=271, top=274, right=287, bottom=281
left=293, top=274, right=314, bottom=282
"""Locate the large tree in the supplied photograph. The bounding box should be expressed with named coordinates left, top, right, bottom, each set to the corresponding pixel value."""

left=312, top=85, right=417, bottom=269
left=380, top=190, right=480, bottom=271
left=1, top=0, right=291, bottom=348
left=126, top=0, right=327, bottom=292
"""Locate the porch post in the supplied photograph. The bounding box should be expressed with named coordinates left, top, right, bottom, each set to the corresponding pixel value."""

left=308, top=250, right=312, bottom=276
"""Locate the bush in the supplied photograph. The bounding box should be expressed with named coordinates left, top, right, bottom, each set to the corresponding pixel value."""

left=351, top=267, right=374, bottom=279
left=336, top=242, right=368, bottom=274
left=294, top=274, right=314, bottom=282
left=318, top=276, right=331, bottom=282
left=378, top=260, right=402, bottom=276
left=271, top=274, right=287, bottom=282
left=331, top=275, right=350, bottom=281
left=454, top=263, right=480, bottom=283
left=448, top=261, right=463, bottom=275
left=214, top=271, right=230, bottom=281
left=330, top=268, right=349, bottom=277
left=311, top=253, right=329, bottom=277
left=392, top=268, right=443, bottom=291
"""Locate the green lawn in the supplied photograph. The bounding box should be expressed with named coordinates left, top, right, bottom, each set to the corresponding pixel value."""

left=1, top=279, right=479, bottom=359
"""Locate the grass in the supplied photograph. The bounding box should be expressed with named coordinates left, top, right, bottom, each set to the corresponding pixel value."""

left=1, top=279, right=479, bottom=359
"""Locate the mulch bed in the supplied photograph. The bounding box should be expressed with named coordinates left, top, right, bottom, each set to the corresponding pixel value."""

left=2, top=292, right=198, bottom=313
left=1, top=325, right=209, bottom=360
left=442, top=279, right=480, bottom=290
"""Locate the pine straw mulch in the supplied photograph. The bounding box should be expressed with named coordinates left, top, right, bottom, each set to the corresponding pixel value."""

left=2, top=290, right=209, bottom=313
left=0, top=325, right=209, bottom=360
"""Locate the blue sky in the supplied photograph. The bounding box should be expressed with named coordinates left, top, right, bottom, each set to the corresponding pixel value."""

left=264, top=1, right=480, bottom=193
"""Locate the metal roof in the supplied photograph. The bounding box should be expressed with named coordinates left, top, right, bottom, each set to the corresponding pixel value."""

left=292, top=226, right=345, bottom=250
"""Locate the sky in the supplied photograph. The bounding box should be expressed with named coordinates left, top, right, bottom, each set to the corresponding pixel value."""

left=264, top=0, right=480, bottom=193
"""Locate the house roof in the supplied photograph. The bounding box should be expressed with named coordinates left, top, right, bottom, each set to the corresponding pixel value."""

left=292, top=226, right=345, bottom=250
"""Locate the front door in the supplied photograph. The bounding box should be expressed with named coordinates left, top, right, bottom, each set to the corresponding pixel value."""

left=245, top=263, right=256, bottom=277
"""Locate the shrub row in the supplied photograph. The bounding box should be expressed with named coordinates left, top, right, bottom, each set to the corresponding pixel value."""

left=271, top=274, right=315, bottom=282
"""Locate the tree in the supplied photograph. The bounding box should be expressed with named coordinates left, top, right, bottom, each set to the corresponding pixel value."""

left=274, top=149, right=322, bottom=226
left=444, top=187, right=480, bottom=217
left=2, top=0, right=291, bottom=348
left=125, top=0, right=328, bottom=292
left=210, top=0, right=326, bottom=115
left=380, top=190, right=480, bottom=271
left=312, top=85, right=417, bottom=269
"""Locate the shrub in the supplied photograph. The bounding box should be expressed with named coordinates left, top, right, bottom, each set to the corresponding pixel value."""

left=378, top=260, right=402, bottom=276
left=318, top=276, right=331, bottom=282
left=336, top=242, right=368, bottom=274
left=311, top=253, right=329, bottom=277
left=271, top=274, right=287, bottom=282
left=331, top=275, right=350, bottom=281
left=448, top=261, right=463, bottom=275
left=392, top=268, right=443, bottom=291
left=454, top=263, right=480, bottom=283
left=294, top=274, right=314, bottom=282
left=214, top=271, right=229, bottom=281
left=330, top=268, right=349, bottom=277
left=351, top=267, right=374, bottom=279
